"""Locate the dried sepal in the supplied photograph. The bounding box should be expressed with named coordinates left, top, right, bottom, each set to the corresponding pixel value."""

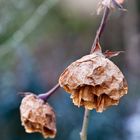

left=59, top=52, right=128, bottom=112
left=104, top=50, right=124, bottom=58
left=20, top=94, right=56, bottom=138
left=92, top=42, right=102, bottom=54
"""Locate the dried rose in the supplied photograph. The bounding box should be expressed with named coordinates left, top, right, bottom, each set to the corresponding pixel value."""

left=59, top=51, right=128, bottom=112
left=20, top=94, right=56, bottom=138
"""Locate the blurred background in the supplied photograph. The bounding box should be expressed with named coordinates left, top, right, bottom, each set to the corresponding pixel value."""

left=0, top=0, right=140, bottom=140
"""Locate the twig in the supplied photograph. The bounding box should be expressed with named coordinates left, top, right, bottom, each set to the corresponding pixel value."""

left=80, top=109, right=90, bottom=140
left=80, top=6, right=110, bottom=140
left=38, top=83, right=60, bottom=101
left=90, top=7, right=110, bottom=53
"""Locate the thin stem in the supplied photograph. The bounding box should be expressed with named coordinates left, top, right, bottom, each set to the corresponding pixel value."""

left=80, top=6, right=110, bottom=140
left=90, top=7, right=110, bottom=53
left=80, top=109, right=90, bottom=140
left=38, top=83, right=60, bottom=101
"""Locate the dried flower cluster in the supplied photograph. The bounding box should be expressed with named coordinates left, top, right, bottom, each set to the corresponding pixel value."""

left=19, top=1, right=128, bottom=138
left=20, top=94, right=56, bottom=138
left=59, top=52, right=128, bottom=112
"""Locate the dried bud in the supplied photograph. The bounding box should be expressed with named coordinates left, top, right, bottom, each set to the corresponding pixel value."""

left=59, top=53, right=128, bottom=112
left=20, top=94, right=56, bottom=138
left=97, top=0, right=125, bottom=14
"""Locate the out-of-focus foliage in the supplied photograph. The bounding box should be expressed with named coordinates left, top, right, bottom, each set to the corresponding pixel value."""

left=0, top=0, right=140, bottom=140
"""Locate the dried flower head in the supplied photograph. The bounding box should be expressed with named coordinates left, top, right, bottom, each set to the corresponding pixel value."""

left=20, top=94, right=56, bottom=138
left=97, top=0, right=125, bottom=14
left=59, top=51, right=128, bottom=112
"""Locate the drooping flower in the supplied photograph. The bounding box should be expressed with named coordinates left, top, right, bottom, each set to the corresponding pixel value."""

left=59, top=45, right=128, bottom=112
left=20, top=94, right=56, bottom=138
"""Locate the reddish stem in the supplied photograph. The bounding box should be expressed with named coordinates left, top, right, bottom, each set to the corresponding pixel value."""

left=90, top=7, right=110, bottom=53
left=38, top=83, right=60, bottom=101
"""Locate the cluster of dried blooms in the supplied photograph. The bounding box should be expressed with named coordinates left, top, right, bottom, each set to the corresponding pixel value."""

left=19, top=0, right=128, bottom=138
left=20, top=94, right=56, bottom=138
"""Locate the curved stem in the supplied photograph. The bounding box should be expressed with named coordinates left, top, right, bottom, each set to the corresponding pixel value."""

left=38, top=83, right=60, bottom=101
left=80, top=109, right=90, bottom=140
left=90, top=7, right=110, bottom=53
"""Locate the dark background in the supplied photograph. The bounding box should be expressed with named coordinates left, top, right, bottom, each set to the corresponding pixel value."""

left=0, top=0, right=140, bottom=140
